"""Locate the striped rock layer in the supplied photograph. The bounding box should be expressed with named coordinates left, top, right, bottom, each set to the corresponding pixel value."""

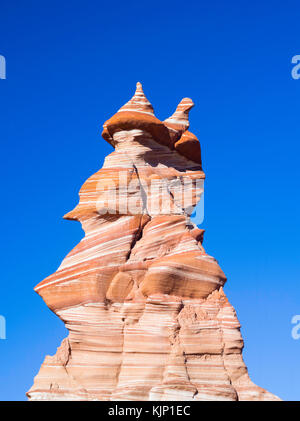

left=27, top=84, right=279, bottom=401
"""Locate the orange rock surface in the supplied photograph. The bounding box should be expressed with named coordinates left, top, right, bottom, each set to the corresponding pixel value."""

left=27, top=84, right=280, bottom=401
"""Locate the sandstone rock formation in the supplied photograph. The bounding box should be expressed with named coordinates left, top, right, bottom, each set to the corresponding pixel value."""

left=27, top=83, right=280, bottom=401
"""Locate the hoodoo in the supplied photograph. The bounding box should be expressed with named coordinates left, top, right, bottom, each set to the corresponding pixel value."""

left=28, top=84, right=279, bottom=401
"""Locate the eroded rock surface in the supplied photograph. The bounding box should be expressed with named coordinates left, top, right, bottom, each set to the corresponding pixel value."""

left=27, top=84, right=280, bottom=401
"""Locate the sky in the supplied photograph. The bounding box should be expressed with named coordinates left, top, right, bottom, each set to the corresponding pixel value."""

left=0, top=0, right=299, bottom=401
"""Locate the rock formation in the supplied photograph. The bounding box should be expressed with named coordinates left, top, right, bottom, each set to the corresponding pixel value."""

left=27, top=83, right=280, bottom=401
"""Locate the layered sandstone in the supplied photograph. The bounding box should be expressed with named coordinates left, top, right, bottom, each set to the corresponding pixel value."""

left=27, top=83, right=280, bottom=401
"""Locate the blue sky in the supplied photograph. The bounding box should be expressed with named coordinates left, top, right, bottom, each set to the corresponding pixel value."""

left=0, top=0, right=299, bottom=401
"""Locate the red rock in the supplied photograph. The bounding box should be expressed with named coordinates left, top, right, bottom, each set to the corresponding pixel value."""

left=27, top=84, right=280, bottom=401
left=164, top=97, right=194, bottom=145
left=175, top=130, right=202, bottom=166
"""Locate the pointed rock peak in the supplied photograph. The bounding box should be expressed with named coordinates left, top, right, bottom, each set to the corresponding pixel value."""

left=118, top=82, right=155, bottom=116
left=175, top=97, right=194, bottom=114
left=135, top=81, right=143, bottom=94
left=164, top=97, right=194, bottom=132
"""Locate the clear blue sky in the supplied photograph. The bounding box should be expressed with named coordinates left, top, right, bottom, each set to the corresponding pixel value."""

left=0, top=0, right=299, bottom=401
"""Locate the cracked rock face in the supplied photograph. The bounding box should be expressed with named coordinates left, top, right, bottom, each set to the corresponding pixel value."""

left=27, top=84, right=280, bottom=401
